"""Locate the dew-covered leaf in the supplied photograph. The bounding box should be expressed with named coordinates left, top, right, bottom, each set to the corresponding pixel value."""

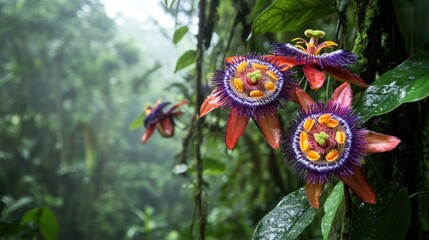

left=354, top=50, right=429, bottom=122
left=252, top=187, right=316, bottom=240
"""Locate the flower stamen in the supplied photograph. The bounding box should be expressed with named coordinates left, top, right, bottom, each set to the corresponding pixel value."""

left=303, top=119, right=315, bottom=132
left=300, top=131, right=309, bottom=152
left=237, top=61, right=247, bottom=72
left=336, top=131, right=346, bottom=144
left=318, top=114, right=331, bottom=124
left=252, top=63, right=268, bottom=70
left=234, top=78, right=244, bottom=92
left=307, top=150, right=321, bottom=161
left=326, top=149, right=339, bottom=162
left=264, top=81, right=275, bottom=91
left=250, top=90, right=264, bottom=97
left=266, top=70, right=279, bottom=81
left=325, top=119, right=339, bottom=128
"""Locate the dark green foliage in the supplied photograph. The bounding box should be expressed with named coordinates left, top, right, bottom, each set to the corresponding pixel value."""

left=349, top=189, right=411, bottom=240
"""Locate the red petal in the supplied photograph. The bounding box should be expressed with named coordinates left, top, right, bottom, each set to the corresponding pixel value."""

left=303, top=63, right=326, bottom=90
left=324, top=66, right=368, bottom=88
left=362, top=130, right=401, bottom=154
left=225, top=107, right=249, bottom=150
left=294, top=88, right=316, bottom=112
left=253, top=111, right=281, bottom=149
left=141, top=125, right=156, bottom=144
left=341, top=167, right=376, bottom=204
left=200, top=92, right=221, bottom=117
left=225, top=56, right=246, bottom=64
left=328, top=82, right=353, bottom=108
left=171, top=99, right=188, bottom=111
left=265, top=54, right=304, bottom=68
left=305, top=181, right=324, bottom=209
left=157, top=117, right=174, bottom=137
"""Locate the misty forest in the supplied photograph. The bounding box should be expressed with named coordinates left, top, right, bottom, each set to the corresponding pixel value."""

left=1, top=0, right=428, bottom=239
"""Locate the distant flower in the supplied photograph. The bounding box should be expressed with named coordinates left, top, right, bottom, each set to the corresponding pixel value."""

left=200, top=54, right=296, bottom=150
left=272, top=29, right=368, bottom=90
left=141, top=99, right=188, bottom=144
left=283, top=83, right=400, bottom=208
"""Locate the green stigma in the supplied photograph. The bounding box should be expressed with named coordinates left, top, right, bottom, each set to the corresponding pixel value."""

left=247, top=70, right=262, bottom=83
left=304, top=29, right=325, bottom=38
left=314, top=131, right=329, bottom=145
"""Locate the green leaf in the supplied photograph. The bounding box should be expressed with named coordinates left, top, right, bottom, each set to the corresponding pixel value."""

left=187, top=158, right=226, bottom=175
left=354, top=51, right=429, bottom=122
left=174, top=50, right=196, bottom=72
left=173, top=26, right=189, bottom=45
left=349, top=189, right=411, bottom=240
left=22, top=207, right=58, bottom=240
left=321, top=182, right=344, bottom=240
left=129, top=112, right=145, bottom=130
left=202, top=158, right=226, bottom=175
left=250, top=0, right=336, bottom=36
left=252, top=187, right=317, bottom=240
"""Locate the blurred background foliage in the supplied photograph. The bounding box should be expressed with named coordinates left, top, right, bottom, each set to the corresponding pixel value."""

left=0, top=0, right=428, bottom=239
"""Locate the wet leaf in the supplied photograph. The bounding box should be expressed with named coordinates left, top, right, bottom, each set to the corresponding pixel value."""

left=22, top=207, right=58, bottom=240
left=321, top=182, right=344, bottom=240
left=250, top=0, right=336, bottom=36
left=354, top=50, right=429, bottom=122
left=252, top=187, right=316, bottom=240
left=349, top=189, right=411, bottom=240
left=173, top=26, right=188, bottom=45
left=175, top=50, right=196, bottom=72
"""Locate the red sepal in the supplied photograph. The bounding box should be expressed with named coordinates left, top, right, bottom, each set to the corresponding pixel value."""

left=324, top=66, right=368, bottom=88
left=265, top=55, right=304, bottom=69
left=141, top=125, right=156, bottom=144
left=303, top=63, right=326, bottom=90
left=157, top=117, right=174, bottom=137
left=305, top=181, right=324, bottom=209
left=362, top=130, right=401, bottom=154
left=225, top=107, right=249, bottom=150
left=294, top=88, right=316, bottom=112
left=341, top=167, right=376, bottom=204
left=329, top=82, right=353, bottom=108
left=253, top=111, right=281, bottom=149
left=200, top=92, right=221, bottom=117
